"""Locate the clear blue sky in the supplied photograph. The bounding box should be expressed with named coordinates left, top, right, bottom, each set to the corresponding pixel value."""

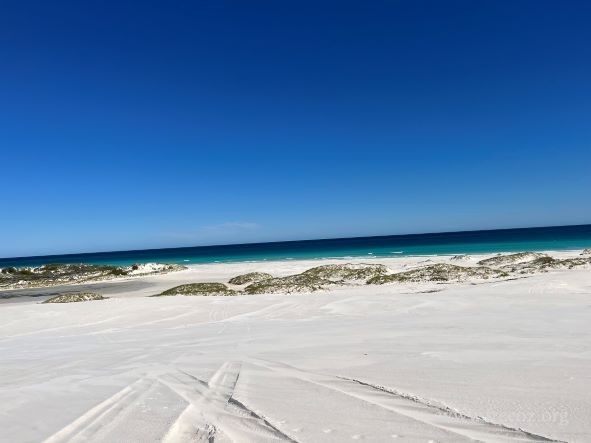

left=1, top=1, right=590, bottom=257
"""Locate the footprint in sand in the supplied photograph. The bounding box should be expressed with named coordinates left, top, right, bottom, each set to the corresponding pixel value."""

left=351, top=435, right=365, bottom=440
left=323, top=429, right=333, bottom=434
left=391, top=435, right=399, bottom=439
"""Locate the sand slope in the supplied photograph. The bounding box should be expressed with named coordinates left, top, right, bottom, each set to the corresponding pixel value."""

left=1, top=253, right=590, bottom=442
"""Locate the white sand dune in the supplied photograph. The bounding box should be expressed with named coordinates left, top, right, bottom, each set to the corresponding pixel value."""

left=1, top=252, right=590, bottom=442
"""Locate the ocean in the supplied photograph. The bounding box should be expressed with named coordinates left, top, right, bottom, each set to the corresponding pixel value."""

left=2, top=224, right=591, bottom=268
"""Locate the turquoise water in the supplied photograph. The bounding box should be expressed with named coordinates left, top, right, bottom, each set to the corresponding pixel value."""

left=1, top=224, right=591, bottom=267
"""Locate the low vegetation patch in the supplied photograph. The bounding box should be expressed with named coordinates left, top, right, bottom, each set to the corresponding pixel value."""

left=243, top=274, right=334, bottom=294
left=581, top=249, right=591, bottom=256
left=157, top=282, right=236, bottom=296
left=240, top=263, right=389, bottom=294
left=300, top=263, right=389, bottom=282
left=228, top=272, right=274, bottom=285
left=501, top=256, right=591, bottom=274
left=368, top=264, right=508, bottom=285
left=43, top=292, right=107, bottom=304
left=0, top=263, right=186, bottom=289
left=477, top=252, right=547, bottom=267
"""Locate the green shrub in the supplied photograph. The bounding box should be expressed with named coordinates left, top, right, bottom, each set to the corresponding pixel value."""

left=109, top=268, right=129, bottom=276
left=157, top=282, right=235, bottom=296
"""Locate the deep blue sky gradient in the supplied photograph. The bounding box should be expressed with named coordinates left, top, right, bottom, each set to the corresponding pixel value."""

left=1, top=1, right=590, bottom=256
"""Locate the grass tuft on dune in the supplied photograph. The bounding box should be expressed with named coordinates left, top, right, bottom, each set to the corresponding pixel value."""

left=156, top=282, right=236, bottom=296
left=368, top=264, right=508, bottom=284
left=43, top=292, right=107, bottom=303
left=228, top=272, right=274, bottom=285
left=0, top=263, right=186, bottom=290
left=242, top=263, right=390, bottom=294
left=477, top=252, right=547, bottom=267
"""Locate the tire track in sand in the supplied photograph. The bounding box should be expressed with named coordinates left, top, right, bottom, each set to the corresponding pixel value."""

left=160, top=361, right=298, bottom=443
left=43, top=362, right=297, bottom=443
left=43, top=378, right=187, bottom=443
left=252, top=359, right=564, bottom=443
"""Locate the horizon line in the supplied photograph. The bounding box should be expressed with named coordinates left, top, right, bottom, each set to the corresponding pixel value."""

left=2, top=222, right=590, bottom=261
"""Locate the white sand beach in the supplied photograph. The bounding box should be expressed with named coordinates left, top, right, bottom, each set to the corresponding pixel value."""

left=1, top=252, right=590, bottom=442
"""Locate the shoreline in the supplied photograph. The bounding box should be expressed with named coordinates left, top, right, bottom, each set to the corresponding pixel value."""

left=2, top=223, right=591, bottom=268
left=2, top=248, right=589, bottom=303
left=1, top=245, right=590, bottom=268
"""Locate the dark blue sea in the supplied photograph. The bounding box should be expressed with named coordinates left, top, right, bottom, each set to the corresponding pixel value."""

left=2, top=224, right=591, bottom=268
